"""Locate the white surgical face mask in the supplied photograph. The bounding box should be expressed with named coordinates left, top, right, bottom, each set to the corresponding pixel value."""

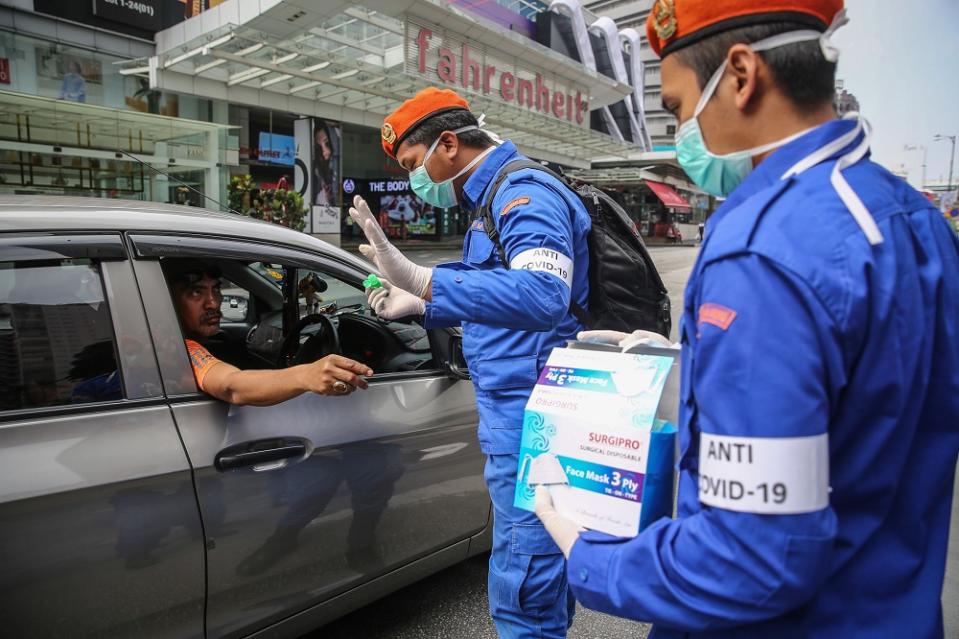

left=675, top=10, right=849, bottom=197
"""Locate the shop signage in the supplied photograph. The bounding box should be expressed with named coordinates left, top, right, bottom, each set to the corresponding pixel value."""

left=167, top=143, right=205, bottom=159
left=239, top=146, right=287, bottom=161
left=406, top=19, right=590, bottom=127
left=0, top=59, right=10, bottom=85
left=368, top=179, right=410, bottom=193
left=343, top=177, right=438, bottom=238
left=92, top=0, right=162, bottom=31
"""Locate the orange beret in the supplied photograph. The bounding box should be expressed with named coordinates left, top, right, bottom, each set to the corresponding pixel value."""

left=381, top=87, right=472, bottom=159
left=646, top=0, right=843, bottom=58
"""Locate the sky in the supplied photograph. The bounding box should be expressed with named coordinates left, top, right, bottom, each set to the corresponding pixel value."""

left=833, top=0, right=959, bottom=189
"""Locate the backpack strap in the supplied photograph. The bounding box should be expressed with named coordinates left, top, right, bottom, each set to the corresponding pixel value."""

left=478, top=159, right=555, bottom=266
left=477, top=159, right=595, bottom=328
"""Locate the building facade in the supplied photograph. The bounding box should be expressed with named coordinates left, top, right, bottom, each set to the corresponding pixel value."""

left=0, top=0, right=708, bottom=245
left=582, top=0, right=676, bottom=149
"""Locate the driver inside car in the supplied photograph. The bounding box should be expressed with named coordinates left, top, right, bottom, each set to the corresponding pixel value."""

left=162, top=258, right=373, bottom=405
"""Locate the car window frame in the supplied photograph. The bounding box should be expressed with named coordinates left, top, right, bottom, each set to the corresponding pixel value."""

left=0, top=232, right=166, bottom=423
left=128, top=232, right=446, bottom=399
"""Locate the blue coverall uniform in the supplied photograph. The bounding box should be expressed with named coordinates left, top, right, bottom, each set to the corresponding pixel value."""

left=424, top=140, right=591, bottom=637
left=566, top=119, right=959, bottom=637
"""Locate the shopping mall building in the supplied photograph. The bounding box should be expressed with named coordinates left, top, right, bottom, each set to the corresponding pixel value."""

left=0, top=0, right=709, bottom=245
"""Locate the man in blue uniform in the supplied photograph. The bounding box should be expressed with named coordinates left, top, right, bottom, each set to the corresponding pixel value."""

left=534, top=1, right=959, bottom=637
left=349, top=87, right=591, bottom=637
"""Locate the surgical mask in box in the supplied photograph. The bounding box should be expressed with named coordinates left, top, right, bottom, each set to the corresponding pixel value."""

left=514, top=341, right=679, bottom=538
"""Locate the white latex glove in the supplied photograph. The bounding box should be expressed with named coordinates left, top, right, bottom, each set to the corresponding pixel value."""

left=578, top=329, right=677, bottom=349
left=367, top=278, right=426, bottom=320
left=534, top=485, right=584, bottom=559
left=349, top=195, right=433, bottom=298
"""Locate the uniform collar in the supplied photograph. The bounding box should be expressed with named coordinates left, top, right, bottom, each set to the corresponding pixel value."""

left=461, top=140, right=520, bottom=212
left=710, top=118, right=863, bottom=223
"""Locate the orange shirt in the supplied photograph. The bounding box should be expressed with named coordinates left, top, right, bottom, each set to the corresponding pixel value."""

left=185, top=339, right=222, bottom=391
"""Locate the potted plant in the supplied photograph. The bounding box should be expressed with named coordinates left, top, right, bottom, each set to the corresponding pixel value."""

left=227, top=174, right=307, bottom=232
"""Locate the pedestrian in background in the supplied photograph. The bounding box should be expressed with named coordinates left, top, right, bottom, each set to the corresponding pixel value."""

left=535, top=1, right=959, bottom=637
left=350, top=88, right=591, bottom=638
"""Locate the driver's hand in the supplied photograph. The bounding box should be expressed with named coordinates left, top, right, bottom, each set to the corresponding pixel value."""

left=306, top=355, right=373, bottom=396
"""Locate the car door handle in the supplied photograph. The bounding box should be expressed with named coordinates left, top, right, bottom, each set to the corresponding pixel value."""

left=215, top=438, right=311, bottom=471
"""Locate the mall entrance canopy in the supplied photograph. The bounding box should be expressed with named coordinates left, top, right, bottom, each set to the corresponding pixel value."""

left=566, top=161, right=693, bottom=189
left=119, top=0, right=645, bottom=168
left=0, top=90, right=230, bottom=202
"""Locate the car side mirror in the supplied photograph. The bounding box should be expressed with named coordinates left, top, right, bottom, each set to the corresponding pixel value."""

left=445, top=334, right=470, bottom=381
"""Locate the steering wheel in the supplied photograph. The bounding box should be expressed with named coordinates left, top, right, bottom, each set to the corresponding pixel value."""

left=276, top=314, right=340, bottom=367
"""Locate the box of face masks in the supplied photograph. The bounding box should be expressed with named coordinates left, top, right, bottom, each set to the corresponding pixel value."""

left=514, top=341, right=679, bottom=538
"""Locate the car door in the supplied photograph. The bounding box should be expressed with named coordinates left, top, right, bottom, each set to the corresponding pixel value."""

left=128, top=233, right=489, bottom=639
left=0, top=233, right=205, bottom=638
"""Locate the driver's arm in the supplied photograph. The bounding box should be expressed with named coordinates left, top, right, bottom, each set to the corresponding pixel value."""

left=187, top=340, right=373, bottom=406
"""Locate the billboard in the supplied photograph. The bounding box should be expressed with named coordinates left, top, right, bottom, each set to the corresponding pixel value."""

left=341, top=178, right=438, bottom=239
left=380, top=194, right=437, bottom=237
left=35, top=0, right=181, bottom=39
left=257, top=132, right=295, bottom=166
left=294, top=118, right=341, bottom=234
left=36, top=48, right=103, bottom=104
left=92, top=0, right=163, bottom=31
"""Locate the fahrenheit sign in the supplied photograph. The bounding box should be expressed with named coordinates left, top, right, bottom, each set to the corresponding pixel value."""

left=407, top=20, right=591, bottom=127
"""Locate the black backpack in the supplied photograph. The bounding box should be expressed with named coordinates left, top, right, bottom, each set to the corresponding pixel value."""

left=479, top=160, right=672, bottom=338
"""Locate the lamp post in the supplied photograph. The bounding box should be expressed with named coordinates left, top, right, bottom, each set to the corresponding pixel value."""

left=934, top=134, right=956, bottom=193
left=903, top=144, right=927, bottom=189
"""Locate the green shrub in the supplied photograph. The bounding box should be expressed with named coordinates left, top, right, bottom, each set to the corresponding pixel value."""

left=227, top=174, right=307, bottom=232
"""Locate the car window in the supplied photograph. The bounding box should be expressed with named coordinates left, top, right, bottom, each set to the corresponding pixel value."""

left=251, top=262, right=285, bottom=288
left=158, top=250, right=439, bottom=379
left=291, top=267, right=435, bottom=374
left=220, top=279, right=251, bottom=323
left=295, top=270, right=366, bottom=317
left=0, top=258, right=123, bottom=411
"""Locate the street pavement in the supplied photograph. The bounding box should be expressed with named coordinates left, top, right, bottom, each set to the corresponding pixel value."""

left=311, top=245, right=959, bottom=639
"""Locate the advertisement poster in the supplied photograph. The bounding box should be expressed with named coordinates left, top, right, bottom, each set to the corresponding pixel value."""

left=36, top=48, right=103, bottom=103
left=341, top=178, right=438, bottom=239
left=124, top=76, right=179, bottom=116
left=379, top=194, right=436, bottom=236
left=294, top=118, right=342, bottom=234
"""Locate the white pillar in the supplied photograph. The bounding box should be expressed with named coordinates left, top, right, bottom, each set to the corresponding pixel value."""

left=204, top=128, right=221, bottom=211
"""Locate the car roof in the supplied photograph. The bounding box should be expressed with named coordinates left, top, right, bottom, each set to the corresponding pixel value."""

left=0, top=195, right=370, bottom=271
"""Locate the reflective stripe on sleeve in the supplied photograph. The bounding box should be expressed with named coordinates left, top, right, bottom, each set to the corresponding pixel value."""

left=698, top=432, right=829, bottom=514
left=509, top=247, right=573, bottom=289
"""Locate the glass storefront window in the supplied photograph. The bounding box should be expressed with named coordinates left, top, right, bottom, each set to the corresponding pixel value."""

left=0, top=31, right=201, bottom=115
left=0, top=150, right=150, bottom=199
left=0, top=30, right=231, bottom=203
left=0, top=89, right=229, bottom=201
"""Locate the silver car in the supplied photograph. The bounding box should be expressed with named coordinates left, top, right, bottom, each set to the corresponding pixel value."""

left=0, top=197, right=490, bottom=638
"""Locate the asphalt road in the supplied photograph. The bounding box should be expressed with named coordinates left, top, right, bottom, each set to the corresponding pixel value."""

left=312, top=246, right=693, bottom=639
left=311, top=245, right=959, bottom=639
